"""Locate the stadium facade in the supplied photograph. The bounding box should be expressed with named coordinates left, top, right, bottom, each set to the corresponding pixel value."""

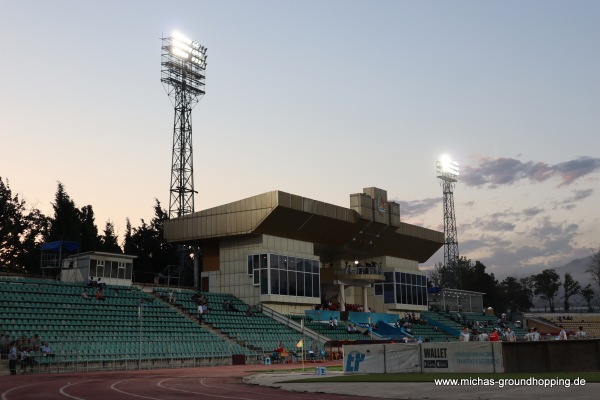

left=164, top=187, right=444, bottom=315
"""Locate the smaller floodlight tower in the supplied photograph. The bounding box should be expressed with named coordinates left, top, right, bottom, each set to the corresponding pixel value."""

left=437, top=155, right=460, bottom=289
left=161, top=31, right=207, bottom=286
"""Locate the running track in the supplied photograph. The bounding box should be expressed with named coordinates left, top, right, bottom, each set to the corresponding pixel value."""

left=0, top=362, right=396, bottom=400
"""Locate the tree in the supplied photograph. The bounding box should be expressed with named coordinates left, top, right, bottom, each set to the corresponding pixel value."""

left=458, top=258, right=503, bottom=313
left=428, top=262, right=444, bottom=287
left=48, top=182, right=81, bottom=243
left=47, top=182, right=101, bottom=252
left=79, top=205, right=101, bottom=252
left=127, top=199, right=178, bottom=283
left=562, top=272, right=581, bottom=312
left=520, top=276, right=536, bottom=310
left=100, top=221, right=122, bottom=253
left=581, top=284, right=595, bottom=312
left=500, top=276, right=533, bottom=313
left=587, top=244, right=600, bottom=291
left=532, top=269, right=561, bottom=312
left=122, top=218, right=135, bottom=255
left=0, top=177, right=48, bottom=274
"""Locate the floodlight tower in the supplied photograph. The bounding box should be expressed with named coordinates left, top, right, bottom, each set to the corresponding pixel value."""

left=161, top=31, right=207, bottom=286
left=437, top=155, right=461, bottom=289
left=161, top=31, right=207, bottom=218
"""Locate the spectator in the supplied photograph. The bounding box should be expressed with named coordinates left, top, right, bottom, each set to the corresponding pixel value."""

left=88, top=276, right=95, bottom=287
left=459, top=326, right=470, bottom=342
left=333, top=317, right=338, bottom=329
left=31, top=334, right=41, bottom=352
left=576, top=326, right=587, bottom=340
left=558, top=325, right=568, bottom=340
left=81, top=289, right=89, bottom=299
left=1, top=334, right=10, bottom=357
left=40, top=342, right=54, bottom=357
left=168, top=291, right=174, bottom=304
left=96, top=288, right=105, bottom=301
left=20, top=348, right=36, bottom=373
left=478, top=331, right=489, bottom=341
left=504, top=327, right=516, bottom=342
left=8, top=341, right=17, bottom=375
left=489, top=328, right=500, bottom=342
left=329, top=318, right=334, bottom=330
left=197, top=303, right=204, bottom=324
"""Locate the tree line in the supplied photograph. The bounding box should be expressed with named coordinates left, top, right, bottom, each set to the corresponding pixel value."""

left=0, top=177, right=179, bottom=282
left=429, top=251, right=600, bottom=314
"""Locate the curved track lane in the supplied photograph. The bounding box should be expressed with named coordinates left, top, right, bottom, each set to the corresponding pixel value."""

left=0, top=362, right=395, bottom=400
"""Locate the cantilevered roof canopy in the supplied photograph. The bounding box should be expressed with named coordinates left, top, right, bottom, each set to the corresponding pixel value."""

left=164, top=190, right=443, bottom=263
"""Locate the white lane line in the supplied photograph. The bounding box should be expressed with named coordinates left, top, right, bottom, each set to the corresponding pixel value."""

left=158, top=378, right=254, bottom=399
left=2, top=383, right=41, bottom=400
left=59, top=381, right=92, bottom=400
left=110, top=379, right=163, bottom=400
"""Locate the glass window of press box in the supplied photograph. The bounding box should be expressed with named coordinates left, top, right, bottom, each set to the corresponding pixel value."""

left=89, top=259, right=133, bottom=280
left=374, top=272, right=428, bottom=306
left=247, top=253, right=320, bottom=298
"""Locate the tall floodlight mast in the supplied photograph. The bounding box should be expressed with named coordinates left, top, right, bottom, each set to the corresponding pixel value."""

left=437, top=155, right=460, bottom=289
left=161, top=31, right=207, bottom=286
left=161, top=31, right=207, bottom=218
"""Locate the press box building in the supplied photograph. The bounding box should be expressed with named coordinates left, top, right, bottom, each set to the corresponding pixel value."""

left=164, top=187, right=444, bottom=316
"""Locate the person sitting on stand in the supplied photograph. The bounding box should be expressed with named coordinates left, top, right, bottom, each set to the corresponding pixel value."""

left=40, top=342, right=54, bottom=357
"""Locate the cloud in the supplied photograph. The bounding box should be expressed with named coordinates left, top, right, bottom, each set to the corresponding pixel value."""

left=555, top=189, right=594, bottom=211
left=396, top=197, right=440, bottom=219
left=523, top=207, right=544, bottom=217
left=462, top=156, right=600, bottom=188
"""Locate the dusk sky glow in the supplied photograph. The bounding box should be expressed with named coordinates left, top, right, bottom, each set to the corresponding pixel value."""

left=1, top=0, right=599, bottom=278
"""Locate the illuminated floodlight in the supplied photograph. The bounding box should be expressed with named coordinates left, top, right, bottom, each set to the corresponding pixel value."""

left=436, top=154, right=460, bottom=289
left=161, top=31, right=208, bottom=97
left=161, top=31, right=208, bottom=220
left=437, top=154, right=459, bottom=182
left=172, top=31, right=192, bottom=44
left=171, top=46, right=190, bottom=60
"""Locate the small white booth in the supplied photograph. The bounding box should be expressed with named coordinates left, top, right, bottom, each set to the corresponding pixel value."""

left=60, top=251, right=136, bottom=286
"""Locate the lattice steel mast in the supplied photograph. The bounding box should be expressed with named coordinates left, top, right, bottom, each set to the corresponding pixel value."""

left=161, top=31, right=207, bottom=218
left=161, top=32, right=207, bottom=286
left=437, top=155, right=460, bottom=289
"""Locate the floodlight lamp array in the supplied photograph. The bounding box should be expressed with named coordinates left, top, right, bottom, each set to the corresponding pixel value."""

left=170, top=31, right=207, bottom=68
left=437, top=155, right=459, bottom=182
left=161, top=32, right=207, bottom=97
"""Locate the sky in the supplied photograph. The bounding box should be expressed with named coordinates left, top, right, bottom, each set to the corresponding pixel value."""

left=1, top=0, right=599, bottom=280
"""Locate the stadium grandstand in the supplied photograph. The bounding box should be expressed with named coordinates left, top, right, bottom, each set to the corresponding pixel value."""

left=6, top=186, right=579, bottom=376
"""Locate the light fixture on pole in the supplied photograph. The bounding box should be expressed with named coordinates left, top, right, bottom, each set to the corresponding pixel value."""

left=436, top=154, right=460, bottom=289
left=161, top=31, right=207, bottom=219
left=161, top=31, right=207, bottom=287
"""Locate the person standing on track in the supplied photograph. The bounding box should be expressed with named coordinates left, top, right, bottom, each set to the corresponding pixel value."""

left=8, top=341, right=17, bottom=375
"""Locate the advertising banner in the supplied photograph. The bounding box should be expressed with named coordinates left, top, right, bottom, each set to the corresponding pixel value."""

left=421, top=341, right=504, bottom=373
left=343, top=344, right=385, bottom=374
left=344, top=342, right=503, bottom=374
left=384, top=343, right=421, bottom=373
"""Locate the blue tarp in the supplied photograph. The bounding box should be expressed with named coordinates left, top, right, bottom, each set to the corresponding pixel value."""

left=41, top=241, right=80, bottom=252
